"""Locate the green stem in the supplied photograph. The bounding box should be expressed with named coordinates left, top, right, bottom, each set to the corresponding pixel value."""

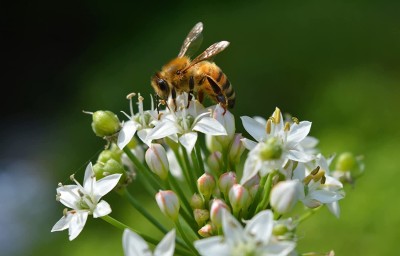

left=182, top=146, right=199, bottom=193
left=175, top=218, right=199, bottom=256
left=101, top=215, right=159, bottom=245
left=255, top=172, right=275, bottom=214
left=123, top=147, right=162, bottom=191
left=168, top=174, right=192, bottom=215
left=172, top=147, right=196, bottom=194
left=194, top=143, right=205, bottom=175
left=296, top=207, right=321, bottom=224
left=247, top=175, right=267, bottom=217
left=123, top=190, right=169, bottom=234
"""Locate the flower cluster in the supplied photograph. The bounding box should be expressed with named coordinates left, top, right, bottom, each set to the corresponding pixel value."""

left=52, top=91, right=364, bottom=255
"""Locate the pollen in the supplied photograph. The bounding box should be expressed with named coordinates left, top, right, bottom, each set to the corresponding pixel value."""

left=126, top=92, right=136, bottom=99
left=266, top=119, right=272, bottom=134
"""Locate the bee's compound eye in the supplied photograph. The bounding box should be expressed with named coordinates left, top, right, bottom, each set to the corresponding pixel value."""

left=157, top=79, right=168, bottom=91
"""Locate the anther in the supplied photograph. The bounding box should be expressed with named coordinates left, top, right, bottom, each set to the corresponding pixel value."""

left=69, top=174, right=75, bottom=181
left=312, top=170, right=326, bottom=182
left=78, top=190, right=85, bottom=197
left=292, top=117, right=299, bottom=124
left=284, top=122, right=291, bottom=132
left=58, top=182, right=63, bottom=187
left=321, top=176, right=326, bottom=184
left=266, top=119, right=272, bottom=134
left=311, top=166, right=320, bottom=175
left=273, top=107, right=281, bottom=124
left=82, top=110, right=94, bottom=115
left=303, top=175, right=313, bottom=185
left=126, top=92, right=136, bottom=99
left=63, top=208, right=68, bottom=216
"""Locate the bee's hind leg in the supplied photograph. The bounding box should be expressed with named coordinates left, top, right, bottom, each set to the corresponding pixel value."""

left=206, top=76, right=227, bottom=114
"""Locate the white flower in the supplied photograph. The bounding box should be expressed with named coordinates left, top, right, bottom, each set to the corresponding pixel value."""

left=118, top=93, right=158, bottom=149
left=194, top=209, right=296, bottom=256
left=270, top=180, right=304, bottom=214
left=123, top=228, right=176, bottom=256
left=240, top=108, right=314, bottom=184
left=302, top=154, right=345, bottom=217
left=146, top=93, right=227, bottom=153
left=51, top=162, right=122, bottom=240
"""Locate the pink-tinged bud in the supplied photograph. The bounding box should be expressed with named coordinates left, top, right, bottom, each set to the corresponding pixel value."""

left=270, top=180, right=304, bottom=214
left=198, top=223, right=214, bottom=238
left=197, top=173, right=216, bottom=200
left=210, top=199, right=230, bottom=228
left=242, top=174, right=260, bottom=189
left=190, top=193, right=205, bottom=209
left=218, top=172, right=237, bottom=195
left=213, top=104, right=235, bottom=148
left=155, top=190, right=180, bottom=221
left=229, top=133, right=245, bottom=164
left=229, top=184, right=250, bottom=214
left=194, top=209, right=210, bottom=226
left=207, top=151, right=224, bottom=174
left=145, top=144, right=169, bottom=180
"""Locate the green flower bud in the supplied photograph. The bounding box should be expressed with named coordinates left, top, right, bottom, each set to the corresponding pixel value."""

left=260, top=137, right=282, bottom=160
left=91, top=110, right=121, bottom=137
left=190, top=193, right=205, bottom=209
left=97, top=149, right=121, bottom=164
left=145, top=144, right=169, bottom=180
left=218, top=172, right=237, bottom=196
left=198, top=223, right=214, bottom=238
left=194, top=209, right=210, bottom=226
left=335, top=152, right=356, bottom=172
left=273, top=224, right=289, bottom=236
left=207, top=151, right=224, bottom=174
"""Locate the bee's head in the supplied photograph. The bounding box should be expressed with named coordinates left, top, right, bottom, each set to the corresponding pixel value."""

left=151, top=73, right=170, bottom=100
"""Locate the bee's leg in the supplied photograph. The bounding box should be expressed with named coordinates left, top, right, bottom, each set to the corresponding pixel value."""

left=206, top=76, right=227, bottom=114
left=155, top=94, right=160, bottom=114
left=187, top=76, right=194, bottom=108
left=171, top=87, right=177, bottom=112
left=198, top=89, right=204, bottom=103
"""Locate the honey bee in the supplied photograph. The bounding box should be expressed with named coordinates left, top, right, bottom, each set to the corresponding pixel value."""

left=151, top=22, right=235, bottom=112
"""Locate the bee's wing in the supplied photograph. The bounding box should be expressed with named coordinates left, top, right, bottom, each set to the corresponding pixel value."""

left=178, top=22, right=204, bottom=58
left=190, top=41, right=230, bottom=66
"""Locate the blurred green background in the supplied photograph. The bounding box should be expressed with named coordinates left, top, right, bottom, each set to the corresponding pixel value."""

left=2, top=0, right=400, bottom=255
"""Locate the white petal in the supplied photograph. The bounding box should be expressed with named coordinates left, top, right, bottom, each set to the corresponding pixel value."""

left=309, top=190, right=344, bottom=204
left=118, top=121, right=138, bottom=150
left=123, top=229, right=152, bottom=256
left=137, top=128, right=151, bottom=145
left=222, top=209, right=244, bottom=244
left=262, top=241, right=296, bottom=256
left=179, top=132, right=198, bottom=153
left=68, top=211, right=89, bottom=240
left=51, top=214, right=73, bottom=232
left=93, top=173, right=122, bottom=199
left=154, top=229, right=176, bottom=256
left=147, top=120, right=180, bottom=141
left=57, top=185, right=80, bottom=209
left=194, top=236, right=230, bottom=256
left=327, top=201, right=341, bottom=218
left=241, top=138, right=258, bottom=150
left=83, top=162, right=95, bottom=191
left=93, top=200, right=112, bottom=218
left=240, top=155, right=262, bottom=184
left=193, top=117, right=227, bottom=136
left=287, top=121, right=311, bottom=144
left=287, top=150, right=313, bottom=162
left=245, top=210, right=273, bottom=243
left=301, top=136, right=319, bottom=148
left=240, top=116, right=266, bottom=142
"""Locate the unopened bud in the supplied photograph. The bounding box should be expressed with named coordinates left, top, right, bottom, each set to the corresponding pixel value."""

left=270, top=180, right=304, bottom=214
left=194, top=209, right=210, bottom=226
left=205, top=134, right=223, bottom=153
left=198, top=223, right=214, bottom=238
left=97, top=149, right=121, bottom=164
left=229, top=184, right=250, bottom=214
left=218, top=172, right=237, bottom=195
left=207, top=151, right=224, bottom=174
left=145, top=144, right=169, bottom=180
left=273, top=224, right=289, bottom=236
left=197, top=173, right=216, bottom=200
left=91, top=110, right=121, bottom=137
left=190, top=193, right=205, bottom=209
left=210, top=199, right=230, bottom=228
left=229, top=133, right=245, bottom=164
left=155, top=190, right=180, bottom=221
